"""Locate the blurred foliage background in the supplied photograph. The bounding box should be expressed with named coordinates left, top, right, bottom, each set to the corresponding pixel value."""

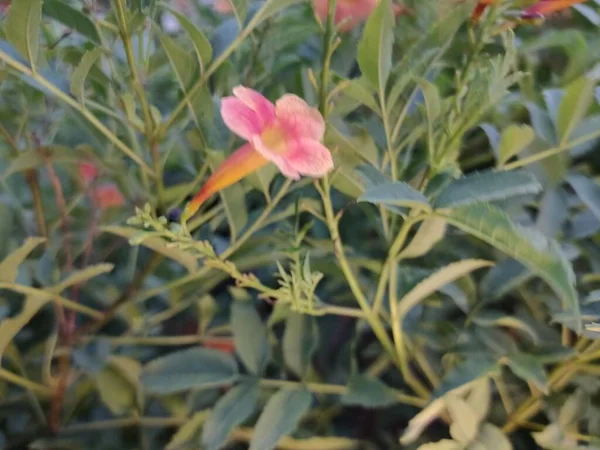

left=1, top=0, right=600, bottom=449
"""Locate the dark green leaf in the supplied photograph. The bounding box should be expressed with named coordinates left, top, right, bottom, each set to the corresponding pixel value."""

left=341, top=375, right=399, bottom=408
left=434, top=170, right=541, bottom=208
left=231, top=301, right=270, bottom=375
left=43, top=0, right=101, bottom=43
left=438, top=203, right=578, bottom=323
left=249, top=389, right=312, bottom=450
left=506, top=351, right=549, bottom=394
left=568, top=174, right=600, bottom=221
left=359, top=181, right=431, bottom=212
left=282, top=312, right=316, bottom=378
left=202, top=380, right=259, bottom=450
left=140, top=348, right=238, bottom=394
left=433, top=355, right=498, bottom=399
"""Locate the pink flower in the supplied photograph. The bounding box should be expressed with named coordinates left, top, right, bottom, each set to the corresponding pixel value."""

left=182, top=87, right=333, bottom=221
left=91, top=183, right=125, bottom=210
left=79, top=162, right=98, bottom=186
left=312, top=0, right=407, bottom=32
left=213, top=0, right=234, bottom=13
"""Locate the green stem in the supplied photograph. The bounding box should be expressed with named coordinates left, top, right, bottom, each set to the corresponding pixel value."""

left=0, top=49, right=154, bottom=176
left=0, top=368, right=53, bottom=397
left=318, top=0, right=337, bottom=116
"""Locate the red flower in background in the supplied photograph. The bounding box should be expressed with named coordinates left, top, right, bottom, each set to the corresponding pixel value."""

left=472, top=0, right=586, bottom=22
left=78, top=163, right=125, bottom=210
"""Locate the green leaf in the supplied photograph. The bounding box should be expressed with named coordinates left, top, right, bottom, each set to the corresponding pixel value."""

left=6, top=0, right=42, bottom=69
left=418, top=78, right=442, bottom=160
left=140, top=348, right=238, bottom=394
left=282, top=312, right=316, bottom=378
left=341, top=375, right=399, bottom=408
left=476, top=424, right=512, bottom=450
left=101, top=226, right=198, bottom=273
left=156, top=27, right=196, bottom=89
left=70, top=48, right=103, bottom=102
left=433, top=356, right=499, bottom=399
left=568, top=174, right=600, bottom=221
left=52, top=263, right=114, bottom=294
left=206, top=151, right=248, bottom=242
left=43, top=0, right=101, bottom=43
left=231, top=301, right=270, bottom=375
left=399, top=217, right=447, bottom=259
left=249, top=389, right=312, bottom=450
left=472, top=311, right=538, bottom=345
left=447, top=395, right=479, bottom=444
left=163, top=7, right=212, bottom=73
left=0, top=294, right=48, bottom=359
left=357, top=0, right=394, bottom=91
left=0, top=237, right=46, bottom=283
left=359, top=181, right=431, bottom=212
left=557, top=76, right=595, bottom=143
left=465, top=378, right=491, bottom=425
left=397, top=260, right=492, bottom=320
left=167, top=411, right=210, bottom=450
left=2, top=145, right=99, bottom=178
left=437, top=203, right=578, bottom=322
left=480, top=259, right=532, bottom=303
left=201, top=380, right=259, bottom=450
left=434, top=170, right=541, bottom=208
left=506, top=351, right=549, bottom=394
left=96, top=359, right=139, bottom=415
left=497, top=125, right=535, bottom=166
left=230, top=0, right=248, bottom=26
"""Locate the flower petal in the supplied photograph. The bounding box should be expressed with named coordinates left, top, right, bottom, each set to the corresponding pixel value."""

left=522, top=0, right=584, bottom=17
left=283, top=139, right=334, bottom=178
left=221, top=97, right=264, bottom=140
left=251, top=135, right=298, bottom=179
left=275, top=94, right=325, bottom=141
left=233, top=86, right=276, bottom=128
left=182, top=143, right=269, bottom=221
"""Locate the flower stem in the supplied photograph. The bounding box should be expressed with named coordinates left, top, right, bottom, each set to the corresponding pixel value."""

left=318, top=0, right=337, bottom=116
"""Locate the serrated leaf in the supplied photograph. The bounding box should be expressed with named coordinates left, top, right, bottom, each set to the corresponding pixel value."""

left=434, top=171, right=541, bottom=208
left=557, top=76, right=595, bottom=143
left=6, top=0, right=42, bottom=69
left=206, top=151, right=248, bottom=241
left=506, top=351, right=549, bottom=394
left=231, top=301, right=270, bottom=375
left=357, top=0, right=394, bottom=91
left=140, top=348, right=238, bottom=394
left=437, top=203, right=578, bottom=323
left=359, top=181, right=431, bottom=212
left=70, top=48, right=103, bottom=102
left=283, top=312, right=316, bottom=378
left=43, top=0, right=101, bottom=43
left=399, top=217, right=447, bottom=259
left=497, top=125, right=535, bottom=166
left=447, top=395, right=479, bottom=444
left=249, top=389, right=312, bottom=450
left=101, top=226, right=198, bottom=273
left=568, top=174, right=600, bottom=221
left=164, top=7, right=212, bottom=73
left=341, top=375, right=399, bottom=408
left=202, top=380, right=259, bottom=450
left=397, top=260, right=492, bottom=320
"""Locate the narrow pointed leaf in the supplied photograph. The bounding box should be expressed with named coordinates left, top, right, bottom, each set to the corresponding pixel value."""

left=6, top=0, right=42, bottom=69
left=557, top=76, right=595, bottom=143
left=231, top=301, right=270, bottom=375
left=249, top=389, right=312, bottom=450
left=434, top=171, right=541, bottom=208
left=359, top=182, right=431, bottom=212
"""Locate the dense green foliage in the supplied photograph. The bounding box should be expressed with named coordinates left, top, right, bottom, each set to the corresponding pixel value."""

left=1, top=0, right=600, bottom=449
